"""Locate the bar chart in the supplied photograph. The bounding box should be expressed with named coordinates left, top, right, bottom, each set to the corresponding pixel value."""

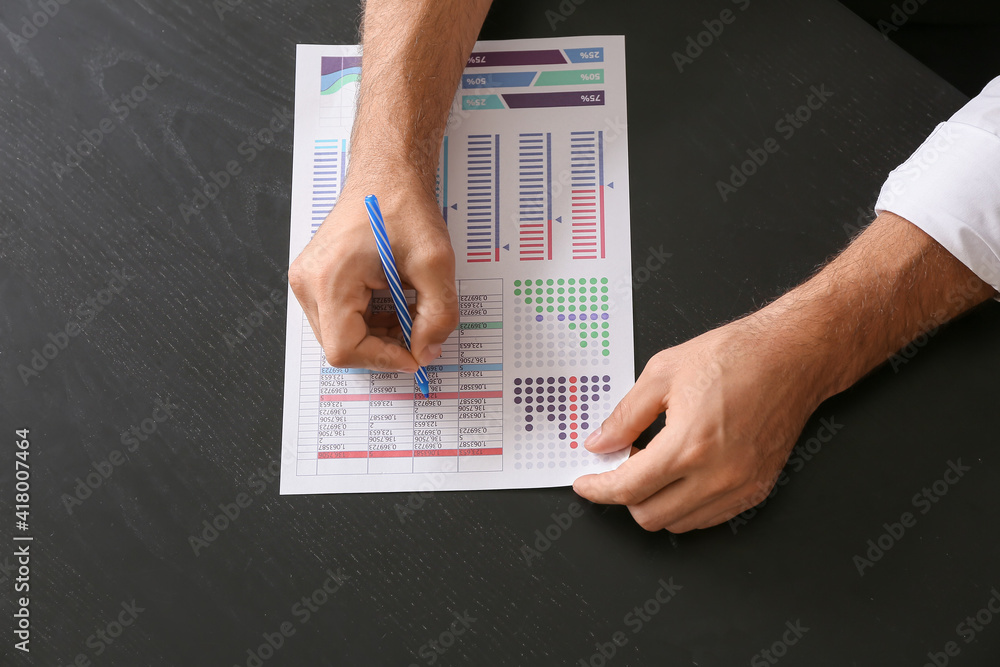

left=465, top=134, right=501, bottom=263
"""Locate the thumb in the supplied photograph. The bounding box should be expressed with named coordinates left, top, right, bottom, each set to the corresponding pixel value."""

left=585, top=365, right=666, bottom=453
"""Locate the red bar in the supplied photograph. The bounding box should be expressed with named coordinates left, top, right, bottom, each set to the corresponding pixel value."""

left=369, top=450, right=413, bottom=458
left=599, top=182, right=606, bottom=258
left=459, top=447, right=503, bottom=456
left=495, top=247, right=499, bottom=261
left=547, top=219, right=552, bottom=260
left=318, top=451, right=368, bottom=459
left=415, top=449, right=459, bottom=457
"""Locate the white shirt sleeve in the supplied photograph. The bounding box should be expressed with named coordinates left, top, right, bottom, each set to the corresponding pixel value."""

left=875, top=76, right=1000, bottom=292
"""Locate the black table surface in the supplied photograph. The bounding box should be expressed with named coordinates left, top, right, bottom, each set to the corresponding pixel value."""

left=3, top=0, right=999, bottom=665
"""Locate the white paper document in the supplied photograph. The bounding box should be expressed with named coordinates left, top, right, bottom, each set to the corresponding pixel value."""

left=281, top=36, right=634, bottom=494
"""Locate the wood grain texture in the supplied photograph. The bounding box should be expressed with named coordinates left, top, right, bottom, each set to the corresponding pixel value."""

left=1, top=0, right=998, bottom=665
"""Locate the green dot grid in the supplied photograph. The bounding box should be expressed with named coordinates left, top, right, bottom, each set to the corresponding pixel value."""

left=516, top=276, right=613, bottom=356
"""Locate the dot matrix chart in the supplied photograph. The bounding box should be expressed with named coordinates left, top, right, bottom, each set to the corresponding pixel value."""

left=282, top=36, right=634, bottom=494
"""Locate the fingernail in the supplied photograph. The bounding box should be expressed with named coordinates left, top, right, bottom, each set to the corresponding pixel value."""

left=584, top=427, right=602, bottom=450
left=418, top=344, right=442, bottom=366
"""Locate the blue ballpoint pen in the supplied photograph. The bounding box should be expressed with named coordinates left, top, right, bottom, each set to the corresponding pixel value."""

left=364, top=194, right=431, bottom=398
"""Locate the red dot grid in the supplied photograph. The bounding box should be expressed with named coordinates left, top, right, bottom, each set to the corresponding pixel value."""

left=569, top=379, right=578, bottom=448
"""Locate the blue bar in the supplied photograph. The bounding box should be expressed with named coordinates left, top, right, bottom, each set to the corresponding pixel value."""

left=546, top=133, right=552, bottom=224
left=565, top=47, right=604, bottom=63
left=599, top=130, right=604, bottom=187
left=495, top=134, right=501, bottom=255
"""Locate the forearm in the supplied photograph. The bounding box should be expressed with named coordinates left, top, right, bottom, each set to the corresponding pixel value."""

left=752, top=211, right=995, bottom=406
left=347, top=0, right=493, bottom=193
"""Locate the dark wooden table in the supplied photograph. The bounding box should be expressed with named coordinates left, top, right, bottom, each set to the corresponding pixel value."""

left=3, top=0, right=999, bottom=665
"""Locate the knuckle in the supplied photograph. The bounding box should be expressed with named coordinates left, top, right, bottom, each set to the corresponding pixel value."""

left=287, top=263, right=308, bottom=293
left=323, top=344, right=351, bottom=368
left=676, top=443, right=708, bottom=470
left=609, top=481, right=640, bottom=507
left=418, top=241, right=456, bottom=270
left=606, top=401, right=633, bottom=432
left=739, top=483, right=768, bottom=509
left=663, top=519, right=694, bottom=534
left=372, top=352, right=394, bottom=371
left=714, top=467, right=748, bottom=495
left=632, top=509, right=664, bottom=532
left=647, top=349, right=673, bottom=373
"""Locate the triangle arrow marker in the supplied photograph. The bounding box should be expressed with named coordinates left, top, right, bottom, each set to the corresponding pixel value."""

left=503, top=244, right=510, bottom=251
left=451, top=203, right=458, bottom=210
left=555, top=216, right=562, bottom=223
left=607, top=182, right=614, bottom=189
